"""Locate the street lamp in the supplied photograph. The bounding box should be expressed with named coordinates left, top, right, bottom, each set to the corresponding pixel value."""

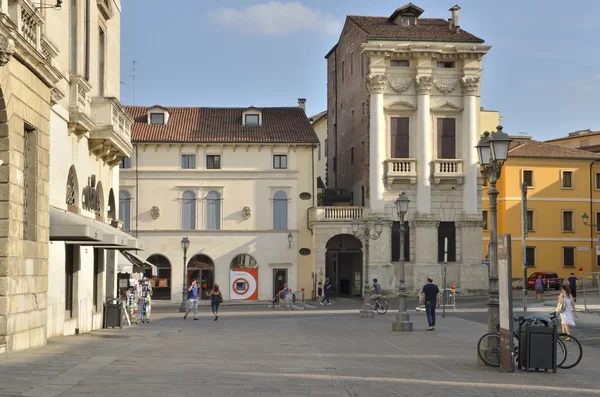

left=352, top=216, right=383, bottom=318
left=393, top=192, right=412, bottom=332
left=476, top=125, right=512, bottom=333
left=288, top=232, right=293, bottom=249
left=179, top=237, right=190, bottom=312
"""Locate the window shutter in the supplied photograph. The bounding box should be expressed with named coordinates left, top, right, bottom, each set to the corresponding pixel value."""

left=438, top=119, right=456, bottom=159
left=391, top=117, right=409, bottom=158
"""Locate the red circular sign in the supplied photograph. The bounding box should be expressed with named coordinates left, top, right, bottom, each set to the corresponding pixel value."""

left=578, top=267, right=584, bottom=272
left=202, top=283, right=208, bottom=289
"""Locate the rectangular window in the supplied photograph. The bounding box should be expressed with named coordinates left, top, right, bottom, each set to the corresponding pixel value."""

left=527, top=210, right=534, bottom=231
left=596, top=212, right=600, bottom=233
left=341, top=61, right=345, bottom=82
left=437, top=222, right=456, bottom=262
left=350, top=51, right=354, bottom=75
left=391, top=59, right=409, bottom=67
left=562, top=210, right=574, bottom=232
left=563, top=247, right=575, bottom=267
left=561, top=171, right=573, bottom=188
left=391, top=221, right=410, bottom=262
left=84, top=0, right=90, bottom=80
left=522, top=170, right=534, bottom=187
left=391, top=117, right=410, bottom=158
left=98, top=27, right=105, bottom=96
left=350, top=147, right=355, bottom=164
left=206, top=155, right=221, bottom=169
left=525, top=247, right=536, bottom=267
left=120, top=158, right=131, bottom=169
left=23, top=124, right=37, bottom=241
left=596, top=173, right=600, bottom=190
left=482, top=210, right=488, bottom=230
left=181, top=154, right=196, bottom=169
left=70, top=0, right=77, bottom=73
left=361, top=53, right=365, bottom=76
left=65, top=245, right=75, bottom=317
left=437, top=118, right=456, bottom=159
left=93, top=248, right=101, bottom=312
left=273, top=155, right=288, bottom=169
left=436, top=61, right=455, bottom=68
left=245, top=114, right=259, bottom=126
left=150, top=113, right=164, bottom=125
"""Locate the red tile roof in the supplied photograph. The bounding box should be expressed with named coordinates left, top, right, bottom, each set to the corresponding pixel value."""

left=125, top=106, right=319, bottom=144
left=347, top=15, right=484, bottom=43
left=508, top=139, right=600, bottom=160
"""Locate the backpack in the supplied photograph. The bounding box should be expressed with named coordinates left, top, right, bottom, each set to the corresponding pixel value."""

left=318, top=287, right=323, bottom=296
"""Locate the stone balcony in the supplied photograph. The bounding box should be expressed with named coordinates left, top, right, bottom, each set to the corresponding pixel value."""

left=431, top=159, right=464, bottom=184
left=68, top=75, right=93, bottom=136
left=385, top=158, right=417, bottom=185
left=89, top=97, right=134, bottom=167
left=309, top=206, right=366, bottom=224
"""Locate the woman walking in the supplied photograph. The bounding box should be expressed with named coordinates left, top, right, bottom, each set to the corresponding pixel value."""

left=558, top=285, right=577, bottom=338
left=207, top=283, right=223, bottom=321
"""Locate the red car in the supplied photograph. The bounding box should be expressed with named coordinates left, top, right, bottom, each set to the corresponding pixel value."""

left=527, top=272, right=561, bottom=290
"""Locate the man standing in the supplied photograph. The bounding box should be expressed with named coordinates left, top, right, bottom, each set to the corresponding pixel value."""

left=184, top=279, right=200, bottom=320
left=420, top=278, right=440, bottom=331
left=567, top=272, right=577, bottom=302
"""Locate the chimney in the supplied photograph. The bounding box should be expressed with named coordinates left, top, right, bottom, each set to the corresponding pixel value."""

left=449, top=5, right=460, bottom=31
left=298, top=98, right=306, bottom=113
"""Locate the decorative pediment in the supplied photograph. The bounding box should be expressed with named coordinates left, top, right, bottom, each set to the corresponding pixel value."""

left=431, top=101, right=463, bottom=112
left=384, top=100, right=417, bottom=111
left=97, top=0, right=114, bottom=20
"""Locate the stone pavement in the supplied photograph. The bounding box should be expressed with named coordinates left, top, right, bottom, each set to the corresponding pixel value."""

left=1, top=306, right=600, bottom=397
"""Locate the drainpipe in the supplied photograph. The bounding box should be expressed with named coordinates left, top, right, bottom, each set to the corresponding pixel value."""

left=135, top=144, right=139, bottom=237
left=334, top=49, right=338, bottom=188
left=307, top=145, right=315, bottom=236
left=590, top=160, right=594, bottom=268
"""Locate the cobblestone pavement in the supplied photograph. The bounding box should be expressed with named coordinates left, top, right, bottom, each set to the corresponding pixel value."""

left=1, top=307, right=600, bottom=397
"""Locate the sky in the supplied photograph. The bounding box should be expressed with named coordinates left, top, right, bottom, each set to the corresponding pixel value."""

left=120, top=0, right=600, bottom=140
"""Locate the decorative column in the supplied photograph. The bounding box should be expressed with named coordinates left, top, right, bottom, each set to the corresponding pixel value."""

left=461, top=76, right=480, bottom=214
left=414, top=75, right=434, bottom=215
left=367, top=74, right=387, bottom=212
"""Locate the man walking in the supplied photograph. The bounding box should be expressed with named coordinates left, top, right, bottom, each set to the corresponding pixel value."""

left=420, top=278, right=440, bottom=331
left=184, top=279, right=200, bottom=320
left=567, top=272, right=578, bottom=302
left=319, top=278, right=332, bottom=305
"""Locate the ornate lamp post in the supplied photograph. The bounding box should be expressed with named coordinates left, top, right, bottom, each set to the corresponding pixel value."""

left=287, top=232, right=293, bottom=249
left=352, top=216, right=383, bottom=318
left=179, top=237, right=190, bottom=312
left=476, top=125, right=512, bottom=333
left=393, top=192, right=412, bottom=332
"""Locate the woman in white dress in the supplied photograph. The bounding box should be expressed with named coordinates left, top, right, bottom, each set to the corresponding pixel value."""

left=558, top=285, right=577, bottom=338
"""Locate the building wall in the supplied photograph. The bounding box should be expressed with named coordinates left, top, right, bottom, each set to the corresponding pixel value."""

left=547, top=134, right=600, bottom=150
left=121, top=143, right=317, bottom=301
left=482, top=156, right=600, bottom=280
left=313, top=117, right=327, bottom=188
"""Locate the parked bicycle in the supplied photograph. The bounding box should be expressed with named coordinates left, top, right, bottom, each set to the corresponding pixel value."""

left=477, top=312, right=582, bottom=369
left=371, top=297, right=388, bottom=315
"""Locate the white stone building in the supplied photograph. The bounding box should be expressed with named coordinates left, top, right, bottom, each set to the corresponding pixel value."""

left=317, top=4, right=491, bottom=296
left=120, top=102, right=318, bottom=303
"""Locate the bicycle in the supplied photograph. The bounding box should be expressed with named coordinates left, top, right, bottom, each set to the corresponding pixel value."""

left=477, top=312, right=582, bottom=370
left=371, top=297, right=388, bottom=315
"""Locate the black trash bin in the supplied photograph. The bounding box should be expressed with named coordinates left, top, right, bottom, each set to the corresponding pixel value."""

left=103, top=298, right=123, bottom=329
left=518, top=317, right=558, bottom=373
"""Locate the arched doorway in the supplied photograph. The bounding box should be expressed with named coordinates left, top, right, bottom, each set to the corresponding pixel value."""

left=187, top=254, right=214, bottom=300
left=230, top=254, right=258, bottom=301
left=146, top=254, right=172, bottom=300
left=325, top=234, right=363, bottom=297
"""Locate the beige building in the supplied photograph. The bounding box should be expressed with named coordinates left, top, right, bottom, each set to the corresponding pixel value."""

left=315, top=4, right=492, bottom=295
left=120, top=102, right=318, bottom=303
left=1, top=0, right=138, bottom=353
left=546, top=129, right=600, bottom=153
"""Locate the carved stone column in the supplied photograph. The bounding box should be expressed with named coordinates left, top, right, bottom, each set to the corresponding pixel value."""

left=461, top=76, right=480, bottom=215
left=414, top=75, right=434, bottom=215
left=367, top=74, right=387, bottom=212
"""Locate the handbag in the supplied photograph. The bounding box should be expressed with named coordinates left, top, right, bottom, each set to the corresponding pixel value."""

left=218, top=293, right=223, bottom=304
left=556, top=299, right=566, bottom=313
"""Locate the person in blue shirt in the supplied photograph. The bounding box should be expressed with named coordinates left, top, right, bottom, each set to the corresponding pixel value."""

left=420, top=278, right=440, bottom=331
left=567, top=273, right=577, bottom=302
left=183, top=279, right=200, bottom=320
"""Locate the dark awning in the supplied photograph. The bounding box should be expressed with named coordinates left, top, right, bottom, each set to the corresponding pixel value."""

left=120, top=251, right=157, bottom=276
left=50, top=206, right=104, bottom=242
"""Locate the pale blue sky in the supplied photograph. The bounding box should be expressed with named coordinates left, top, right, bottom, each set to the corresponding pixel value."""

left=120, top=0, right=599, bottom=140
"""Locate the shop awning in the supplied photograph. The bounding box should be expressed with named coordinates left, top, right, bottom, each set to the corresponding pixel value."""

left=120, top=250, right=158, bottom=276
left=50, top=206, right=104, bottom=242
left=62, top=218, right=138, bottom=248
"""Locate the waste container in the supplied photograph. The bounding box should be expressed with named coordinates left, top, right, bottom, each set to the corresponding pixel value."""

left=103, top=298, right=123, bottom=329
left=518, top=317, right=557, bottom=373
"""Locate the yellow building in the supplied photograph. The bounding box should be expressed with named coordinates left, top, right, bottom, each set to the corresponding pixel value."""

left=482, top=137, right=600, bottom=280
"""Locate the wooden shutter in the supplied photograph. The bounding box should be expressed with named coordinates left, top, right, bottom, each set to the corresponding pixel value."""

left=390, top=117, right=409, bottom=158
left=438, top=118, right=456, bottom=159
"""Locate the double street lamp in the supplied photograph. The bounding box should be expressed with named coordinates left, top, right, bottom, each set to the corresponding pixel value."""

left=393, top=192, right=412, bottom=331
left=179, top=237, right=190, bottom=312
left=476, top=125, right=512, bottom=333
left=352, top=216, right=383, bottom=318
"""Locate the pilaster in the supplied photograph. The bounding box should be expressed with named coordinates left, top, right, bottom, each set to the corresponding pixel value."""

left=461, top=76, right=480, bottom=215
left=414, top=75, right=433, bottom=216
left=367, top=74, right=387, bottom=212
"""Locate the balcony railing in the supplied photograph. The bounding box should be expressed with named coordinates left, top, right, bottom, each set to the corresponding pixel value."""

left=431, top=159, right=464, bottom=184
left=385, top=158, right=417, bottom=185
left=310, top=206, right=366, bottom=223
left=90, top=97, right=134, bottom=165
left=5, top=0, right=42, bottom=51
left=68, top=76, right=93, bottom=135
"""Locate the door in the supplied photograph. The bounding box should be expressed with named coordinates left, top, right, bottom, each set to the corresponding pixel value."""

left=200, top=269, right=214, bottom=300
left=273, top=269, right=287, bottom=297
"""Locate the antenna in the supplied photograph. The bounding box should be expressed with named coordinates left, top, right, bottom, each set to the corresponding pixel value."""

left=132, top=60, right=136, bottom=106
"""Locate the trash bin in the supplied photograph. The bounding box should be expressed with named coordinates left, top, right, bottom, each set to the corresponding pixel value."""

left=103, top=298, right=123, bottom=329
left=518, top=317, right=557, bottom=373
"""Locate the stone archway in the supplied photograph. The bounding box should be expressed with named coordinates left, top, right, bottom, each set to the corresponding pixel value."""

left=146, top=254, right=172, bottom=300
left=187, top=254, right=215, bottom=300
left=325, top=234, right=363, bottom=297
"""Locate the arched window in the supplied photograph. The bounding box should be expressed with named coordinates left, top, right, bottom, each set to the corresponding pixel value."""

left=182, top=190, right=196, bottom=230
left=273, top=191, right=288, bottom=230
left=207, top=191, right=221, bottom=230
left=119, top=190, right=131, bottom=230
